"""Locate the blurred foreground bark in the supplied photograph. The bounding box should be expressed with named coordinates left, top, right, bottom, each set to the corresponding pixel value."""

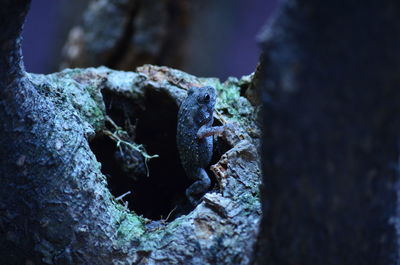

left=254, top=1, right=400, bottom=264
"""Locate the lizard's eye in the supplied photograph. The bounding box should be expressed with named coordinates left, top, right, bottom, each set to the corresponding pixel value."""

left=203, top=93, right=210, bottom=102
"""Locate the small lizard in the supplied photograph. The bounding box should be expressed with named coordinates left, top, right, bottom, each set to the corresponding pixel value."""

left=177, top=86, right=226, bottom=205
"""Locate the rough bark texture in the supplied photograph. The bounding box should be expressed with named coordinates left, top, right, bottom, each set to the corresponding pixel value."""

left=254, top=0, right=400, bottom=264
left=0, top=2, right=262, bottom=261
left=60, top=0, right=192, bottom=71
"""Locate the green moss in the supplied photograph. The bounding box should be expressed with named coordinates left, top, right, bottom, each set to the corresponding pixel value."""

left=216, top=79, right=242, bottom=117
left=109, top=201, right=147, bottom=247
left=115, top=212, right=145, bottom=239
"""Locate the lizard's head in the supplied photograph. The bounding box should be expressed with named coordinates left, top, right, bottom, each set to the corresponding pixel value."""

left=188, top=86, right=217, bottom=109
left=186, top=86, right=217, bottom=124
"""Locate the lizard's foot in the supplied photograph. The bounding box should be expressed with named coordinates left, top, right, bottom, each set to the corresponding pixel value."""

left=186, top=190, right=201, bottom=206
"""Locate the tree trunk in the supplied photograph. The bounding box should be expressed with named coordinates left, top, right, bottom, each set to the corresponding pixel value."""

left=254, top=0, right=400, bottom=264
left=60, top=0, right=193, bottom=71
left=0, top=1, right=262, bottom=264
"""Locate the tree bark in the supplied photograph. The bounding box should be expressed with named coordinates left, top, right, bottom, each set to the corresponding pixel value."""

left=60, top=0, right=193, bottom=71
left=254, top=0, right=400, bottom=264
left=0, top=1, right=262, bottom=263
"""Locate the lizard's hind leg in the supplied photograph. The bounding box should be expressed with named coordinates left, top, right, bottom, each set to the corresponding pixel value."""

left=186, top=168, right=211, bottom=205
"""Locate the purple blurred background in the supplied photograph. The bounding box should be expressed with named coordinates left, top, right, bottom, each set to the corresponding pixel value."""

left=22, top=0, right=278, bottom=80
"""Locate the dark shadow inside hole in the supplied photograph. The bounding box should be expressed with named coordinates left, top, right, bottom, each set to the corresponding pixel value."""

left=89, top=89, right=232, bottom=221
left=134, top=88, right=191, bottom=220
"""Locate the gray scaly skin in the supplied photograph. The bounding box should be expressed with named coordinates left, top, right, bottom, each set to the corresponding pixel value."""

left=177, top=86, right=225, bottom=205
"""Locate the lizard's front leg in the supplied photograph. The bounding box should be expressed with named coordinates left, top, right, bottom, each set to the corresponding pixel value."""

left=197, top=124, right=226, bottom=140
